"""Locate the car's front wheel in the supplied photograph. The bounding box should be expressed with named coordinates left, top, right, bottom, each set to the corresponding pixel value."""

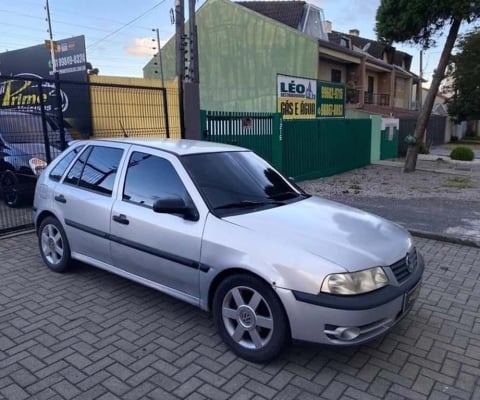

left=38, top=216, right=72, bottom=273
left=0, top=170, right=24, bottom=207
left=213, top=274, right=289, bottom=363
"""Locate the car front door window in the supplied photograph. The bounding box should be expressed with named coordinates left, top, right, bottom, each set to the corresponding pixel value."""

left=123, top=151, right=190, bottom=207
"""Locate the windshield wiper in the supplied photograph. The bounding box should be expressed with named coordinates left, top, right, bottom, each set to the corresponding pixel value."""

left=215, top=199, right=284, bottom=210
left=269, top=191, right=309, bottom=200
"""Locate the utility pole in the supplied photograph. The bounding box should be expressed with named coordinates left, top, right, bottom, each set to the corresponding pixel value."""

left=419, top=50, right=423, bottom=112
left=152, top=28, right=170, bottom=138
left=46, top=0, right=56, bottom=76
left=153, top=28, right=165, bottom=87
left=45, top=0, right=66, bottom=150
left=175, top=0, right=185, bottom=138
left=183, top=0, right=201, bottom=139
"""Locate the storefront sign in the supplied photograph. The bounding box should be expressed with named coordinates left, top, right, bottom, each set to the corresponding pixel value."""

left=317, top=81, right=345, bottom=118
left=0, top=35, right=91, bottom=136
left=277, top=74, right=317, bottom=120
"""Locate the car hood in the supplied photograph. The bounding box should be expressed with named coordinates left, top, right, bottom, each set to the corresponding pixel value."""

left=223, top=196, right=412, bottom=272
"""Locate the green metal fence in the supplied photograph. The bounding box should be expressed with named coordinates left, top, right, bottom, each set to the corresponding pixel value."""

left=201, top=110, right=371, bottom=182
left=282, top=119, right=371, bottom=181
left=200, top=110, right=280, bottom=163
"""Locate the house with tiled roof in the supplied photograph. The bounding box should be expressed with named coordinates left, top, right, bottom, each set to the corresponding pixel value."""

left=143, top=0, right=421, bottom=118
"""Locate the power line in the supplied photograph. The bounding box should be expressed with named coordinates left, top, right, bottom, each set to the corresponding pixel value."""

left=87, top=0, right=167, bottom=51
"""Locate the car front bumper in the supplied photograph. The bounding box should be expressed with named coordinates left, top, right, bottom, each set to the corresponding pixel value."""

left=276, top=254, right=424, bottom=345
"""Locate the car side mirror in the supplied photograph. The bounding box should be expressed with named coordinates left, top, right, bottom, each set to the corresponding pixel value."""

left=153, top=196, right=199, bottom=221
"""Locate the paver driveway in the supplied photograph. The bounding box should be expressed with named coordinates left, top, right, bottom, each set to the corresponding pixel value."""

left=0, top=233, right=479, bottom=400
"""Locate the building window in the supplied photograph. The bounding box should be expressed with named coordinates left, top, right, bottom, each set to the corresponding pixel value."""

left=331, top=69, right=342, bottom=83
left=340, top=37, right=350, bottom=48
left=298, top=4, right=328, bottom=40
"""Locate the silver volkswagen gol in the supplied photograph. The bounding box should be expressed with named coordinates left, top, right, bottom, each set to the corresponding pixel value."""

left=33, top=139, right=424, bottom=362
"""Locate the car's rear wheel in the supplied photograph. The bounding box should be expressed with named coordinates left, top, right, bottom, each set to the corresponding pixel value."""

left=0, top=170, right=24, bottom=207
left=212, top=274, right=289, bottom=362
left=38, top=216, right=71, bottom=273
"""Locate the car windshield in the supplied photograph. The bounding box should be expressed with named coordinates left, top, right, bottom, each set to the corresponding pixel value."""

left=182, top=151, right=307, bottom=216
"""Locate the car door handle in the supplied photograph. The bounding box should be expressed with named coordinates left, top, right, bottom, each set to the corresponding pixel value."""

left=112, top=214, right=129, bottom=225
left=54, top=194, right=66, bottom=204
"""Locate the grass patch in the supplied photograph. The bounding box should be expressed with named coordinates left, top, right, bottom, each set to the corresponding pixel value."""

left=442, top=176, right=475, bottom=189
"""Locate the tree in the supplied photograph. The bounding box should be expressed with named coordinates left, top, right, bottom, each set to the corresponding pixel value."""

left=86, top=62, right=99, bottom=76
left=376, top=0, right=480, bottom=172
left=445, top=30, right=480, bottom=123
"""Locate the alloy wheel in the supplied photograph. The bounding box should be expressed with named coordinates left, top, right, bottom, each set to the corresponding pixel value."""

left=221, top=286, right=274, bottom=350
left=41, top=223, right=65, bottom=266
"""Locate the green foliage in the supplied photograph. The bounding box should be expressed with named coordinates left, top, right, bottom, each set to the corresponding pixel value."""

left=450, top=146, right=475, bottom=161
left=450, top=135, right=459, bottom=142
left=375, top=0, right=480, bottom=172
left=376, top=0, right=480, bottom=48
left=446, top=30, right=480, bottom=122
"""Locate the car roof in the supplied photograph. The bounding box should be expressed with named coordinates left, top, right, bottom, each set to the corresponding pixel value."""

left=85, top=138, right=247, bottom=156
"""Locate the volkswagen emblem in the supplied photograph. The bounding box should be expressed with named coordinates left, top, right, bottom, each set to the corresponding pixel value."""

left=240, top=310, right=252, bottom=325
left=405, top=254, right=414, bottom=273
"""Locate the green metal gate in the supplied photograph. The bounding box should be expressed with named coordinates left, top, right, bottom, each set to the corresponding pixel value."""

left=282, top=119, right=371, bottom=181
left=200, top=110, right=280, bottom=163
left=201, top=110, right=372, bottom=182
left=380, top=126, right=399, bottom=159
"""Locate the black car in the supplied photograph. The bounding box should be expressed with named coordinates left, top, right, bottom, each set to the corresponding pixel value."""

left=0, top=109, right=73, bottom=207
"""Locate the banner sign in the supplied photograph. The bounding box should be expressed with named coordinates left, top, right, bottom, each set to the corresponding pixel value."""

left=0, top=35, right=91, bottom=136
left=316, top=81, right=345, bottom=118
left=277, top=74, right=317, bottom=120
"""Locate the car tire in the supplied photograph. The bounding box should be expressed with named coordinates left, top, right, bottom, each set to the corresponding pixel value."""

left=38, top=216, right=72, bottom=273
left=212, top=274, right=289, bottom=363
left=0, top=170, right=24, bottom=207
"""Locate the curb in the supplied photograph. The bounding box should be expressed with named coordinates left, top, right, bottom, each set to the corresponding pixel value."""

left=409, top=229, right=480, bottom=249
left=371, top=160, right=478, bottom=176
left=0, top=228, right=35, bottom=240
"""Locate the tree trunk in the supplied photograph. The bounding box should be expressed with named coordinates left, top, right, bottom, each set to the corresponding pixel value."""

left=403, top=17, right=462, bottom=172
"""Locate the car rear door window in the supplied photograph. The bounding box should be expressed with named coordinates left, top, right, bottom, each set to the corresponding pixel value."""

left=64, top=145, right=123, bottom=196
left=49, top=145, right=84, bottom=182
left=123, top=151, right=188, bottom=208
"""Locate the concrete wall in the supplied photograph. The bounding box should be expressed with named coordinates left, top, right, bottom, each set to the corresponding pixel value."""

left=144, top=0, right=318, bottom=112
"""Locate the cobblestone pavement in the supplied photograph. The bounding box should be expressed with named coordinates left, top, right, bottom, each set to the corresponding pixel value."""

left=1, top=233, right=480, bottom=400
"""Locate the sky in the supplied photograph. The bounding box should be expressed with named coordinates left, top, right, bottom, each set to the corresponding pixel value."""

left=0, top=0, right=454, bottom=82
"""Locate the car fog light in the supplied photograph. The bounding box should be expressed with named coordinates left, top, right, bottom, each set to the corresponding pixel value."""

left=324, top=326, right=361, bottom=341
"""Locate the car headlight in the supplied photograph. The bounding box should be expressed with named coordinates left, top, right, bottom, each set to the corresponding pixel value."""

left=321, top=267, right=389, bottom=295
left=29, top=158, right=48, bottom=176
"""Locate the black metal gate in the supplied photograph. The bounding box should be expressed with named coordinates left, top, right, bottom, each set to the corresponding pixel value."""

left=398, top=115, right=447, bottom=157
left=0, top=76, right=171, bottom=236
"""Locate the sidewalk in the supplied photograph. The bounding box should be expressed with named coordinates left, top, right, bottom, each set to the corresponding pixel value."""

left=299, top=155, right=480, bottom=248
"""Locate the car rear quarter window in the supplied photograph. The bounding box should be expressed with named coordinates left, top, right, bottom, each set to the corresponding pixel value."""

left=49, top=145, right=84, bottom=182
left=64, top=145, right=123, bottom=196
left=64, top=146, right=92, bottom=186
left=123, top=151, right=189, bottom=208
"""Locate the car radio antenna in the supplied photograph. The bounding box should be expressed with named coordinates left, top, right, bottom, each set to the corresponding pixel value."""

left=119, top=120, right=129, bottom=138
